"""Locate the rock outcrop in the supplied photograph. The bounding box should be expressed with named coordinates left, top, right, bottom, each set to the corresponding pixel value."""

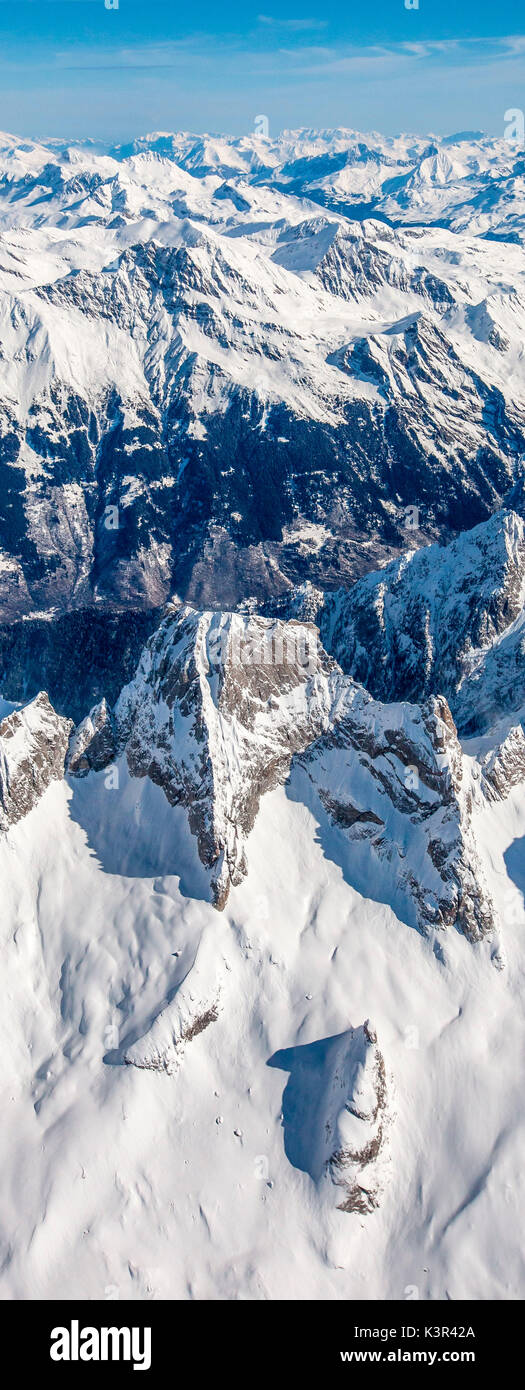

left=0, top=692, right=72, bottom=831
left=479, top=724, right=525, bottom=802
left=67, top=698, right=116, bottom=776
left=300, top=691, right=494, bottom=942
left=124, top=931, right=228, bottom=1074
left=317, top=510, right=525, bottom=735
left=113, top=604, right=339, bottom=908
left=326, top=1020, right=389, bottom=1215
left=65, top=603, right=495, bottom=939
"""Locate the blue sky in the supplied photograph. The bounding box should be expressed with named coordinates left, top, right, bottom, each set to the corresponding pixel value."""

left=0, top=2, right=524, bottom=141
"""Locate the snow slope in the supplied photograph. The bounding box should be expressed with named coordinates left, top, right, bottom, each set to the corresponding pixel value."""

left=2, top=126, right=525, bottom=1304
left=1, top=588, right=525, bottom=1300
left=1, top=751, right=525, bottom=1299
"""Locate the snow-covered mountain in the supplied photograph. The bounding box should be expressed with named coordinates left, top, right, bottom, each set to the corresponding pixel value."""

left=0, top=127, right=525, bottom=627
left=314, top=508, right=525, bottom=733
left=2, top=128, right=525, bottom=1302
left=2, top=127, right=524, bottom=242
left=1, top=584, right=525, bottom=1297
left=63, top=603, right=494, bottom=940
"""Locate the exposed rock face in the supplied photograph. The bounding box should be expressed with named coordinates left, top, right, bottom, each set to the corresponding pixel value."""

left=0, top=692, right=72, bottom=831
left=67, top=698, right=116, bottom=776
left=318, top=510, right=525, bottom=735
left=272, top=1018, right=391, bottom=1214
left=454, top=615, right=525, bottom=737
left=65, top=603, right=495, bottom=938
left=479, top=725, right=525, bottom=802
left=298, top=692, right=494, bottom=942
left=113, top=604, right=341, bottom=907
left=326, top=1020, right=389, bottom=1215
left=124, top=931, right=228, bottom=1074
left=0, top=608, right=158, bottom=723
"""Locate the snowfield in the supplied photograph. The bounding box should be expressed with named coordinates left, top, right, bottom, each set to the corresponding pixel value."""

left=1, top=762, right=525, bottom=1300
left=1, top=126, right=525, bottom=1303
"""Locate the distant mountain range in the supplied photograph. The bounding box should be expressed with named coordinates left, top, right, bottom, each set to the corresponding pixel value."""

left=0, top=126, right=524, bottom=626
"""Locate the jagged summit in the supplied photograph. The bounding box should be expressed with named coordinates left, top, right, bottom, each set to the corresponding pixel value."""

left=54, top=600, right=498, bottom=939
left=0, top=691, right=71, bottom=831
left=0, top=129, right=524, bottom=619
left=112, top=605, right=337, bottom=907
left=316, top=509, right=525, bottom=734
left=3, top=578, right=523, bottom=941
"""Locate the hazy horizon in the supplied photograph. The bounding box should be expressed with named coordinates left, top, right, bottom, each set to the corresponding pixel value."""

left=0, top=3, right=524, bottom=143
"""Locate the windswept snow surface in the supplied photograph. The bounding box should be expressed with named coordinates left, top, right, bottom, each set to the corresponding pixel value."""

left=0, top=751, right=525, bottom=1300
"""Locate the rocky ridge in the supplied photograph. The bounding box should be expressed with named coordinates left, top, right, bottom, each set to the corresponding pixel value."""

left=0, top=691, right=72, bottom=831
left=1, top=132, right=525, bottom=618
left=303, top=509, right=525, bottom=735
left=2, top=576, right=524, bottom=945
left=325, top=1021, right=389, bottom=1215
left=60, top=602, right=496, bottom=940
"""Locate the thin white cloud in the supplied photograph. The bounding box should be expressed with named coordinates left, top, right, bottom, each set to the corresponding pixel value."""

left=4, top=31, right=525, bottom=83
left=257, top=15, right=327, bottom=31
